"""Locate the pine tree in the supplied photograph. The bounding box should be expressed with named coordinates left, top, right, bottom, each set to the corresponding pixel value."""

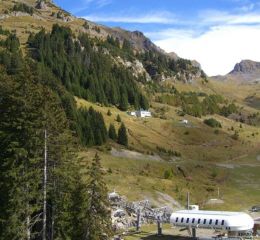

left=108, top=123, right=117, bottom=141
left=0, top=60, right=91, bottom=239
left=85, top=153, right=112, bottom=239
left=107, top=109, right=112, bottom=116
left=118, top=123, right=128, bottom=147
left=140, top=95, right=149, bottom=110
left=116, top=114, right=121, bottom=122
left=0, top=67, right=45, bottom=239
left=119, top=91, right=128, bottom=111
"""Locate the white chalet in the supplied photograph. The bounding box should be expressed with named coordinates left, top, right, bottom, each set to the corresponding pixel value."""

left=136, top=109, right=151, bottom=118
left=181, top=119, right=189, bottom=124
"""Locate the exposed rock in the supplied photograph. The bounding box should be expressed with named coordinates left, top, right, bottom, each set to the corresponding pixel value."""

left=167, top=52, right=179, bottom=60
left=191, top=60, right=201, bottom=69
left=107, top=27, right=165, bottom=53
left=230, top=60, right=260, bottom=74
left=0, top=12, right=30, bottom=19
left=115, top=57, right=151, bottom=82
left=53, top=11, right=74, bottom=22
left=212, top=60, right=260, bottom=83
left=35, top=0, right=48, bottom=10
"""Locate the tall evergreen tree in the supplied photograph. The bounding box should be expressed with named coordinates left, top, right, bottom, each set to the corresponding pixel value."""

left=0, top=64, right=45, bottom=239
left=0, top=60, right=91, bottom=240
left=116, top=114, right=121, bottom=122
left=119, top=92, right=129, bottom=111
left=108, top=123, right=117, bottom=141
left=117, top=123, right=128, bottom=147
left=85, top=153, right=112, bottom=239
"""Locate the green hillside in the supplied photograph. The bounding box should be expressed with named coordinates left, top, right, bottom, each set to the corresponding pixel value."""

left=0, top=0, right=259, bottom=239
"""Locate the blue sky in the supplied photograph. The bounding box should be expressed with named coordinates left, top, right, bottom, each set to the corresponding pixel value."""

left=54, top=0, right=260, bottom=76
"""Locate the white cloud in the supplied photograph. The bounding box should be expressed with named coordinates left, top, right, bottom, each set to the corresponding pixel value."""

left=200, top=10, right=260, bottom=25
left=83, top=5, right=260, bottom=76
left=239, top=3, right=255, bottom=12
left=71, top=0, right=112, bottom=14
left=84, top=11, right=176, bottom=24
left=95, top=0, right=112, bottom=8
left=83, top=0, right=111, bottom=7
left=153, top=25, right=260, bottom=76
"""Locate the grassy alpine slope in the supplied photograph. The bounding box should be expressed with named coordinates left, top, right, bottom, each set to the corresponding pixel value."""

left=1, top=0, right=259, bottom=212
left=77, top=97, right=260, bottom=211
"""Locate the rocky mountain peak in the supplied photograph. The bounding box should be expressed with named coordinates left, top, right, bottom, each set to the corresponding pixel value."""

left=132, top=31, right=144, bottom=38
left=230, top=60, right=260, bottom=74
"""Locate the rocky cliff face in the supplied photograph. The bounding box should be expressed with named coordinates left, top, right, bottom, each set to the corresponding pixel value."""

left=212, top=60, right=260, bottom=84
left=230, top=60, right=260, bottom=75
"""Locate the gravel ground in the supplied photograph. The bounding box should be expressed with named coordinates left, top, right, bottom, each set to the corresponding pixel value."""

left=111, top=148, right=163, bottom=162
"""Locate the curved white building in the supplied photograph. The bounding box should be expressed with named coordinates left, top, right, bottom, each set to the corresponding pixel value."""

left=170, top=210, right=254, bottom=237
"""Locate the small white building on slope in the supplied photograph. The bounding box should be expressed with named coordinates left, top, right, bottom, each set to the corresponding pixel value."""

left=136, top=109, right=151, bottom=118
left=127, top=109, right=151, bottom=118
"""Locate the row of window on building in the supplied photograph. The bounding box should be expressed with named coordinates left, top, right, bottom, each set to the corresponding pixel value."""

left=175, top=217, right=225, bottom=226
left=127, top=109, right=152, bottom=118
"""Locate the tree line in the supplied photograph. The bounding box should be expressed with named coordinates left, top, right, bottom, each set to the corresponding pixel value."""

left=12, top=2, right=34, bottom=15
left=108, top=123, right=128, bottom=147
left=0, top=26, right=112, bottom=239
left=157, top=91, right=238, bottom=118
left=28, top=24, right=149, bottom=111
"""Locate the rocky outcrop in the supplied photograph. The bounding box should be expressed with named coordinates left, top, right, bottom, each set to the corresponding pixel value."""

left=230, top=60, right=260, bottom=74
left=212, top=60, right=260, bottom=84
left=115, top=56, right=151, bottom=81
left=35, top=0, right=48, bottom=10
left=167, top=52, right=179, bottom=60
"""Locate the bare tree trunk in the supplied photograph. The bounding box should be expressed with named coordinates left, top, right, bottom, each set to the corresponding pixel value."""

left=43, top=129, right=47, bottom=240
left=51, top=206, right=54, bottom=240
left=26, top=210, right=30, bottom=240
left=26, top=181, right=31, bottom=240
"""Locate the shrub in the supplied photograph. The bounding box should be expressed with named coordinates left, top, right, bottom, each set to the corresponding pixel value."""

left=164, top=169, right=173, bottom=179
left=12, top=3, right=34, bottom=15
left=116, top=114, right=121, bottom=122
left=107, top=109, right=112, bottom=116
left=214, top=129, right=219, bottom=134
left=231, top=131, right=239, bottom=140
left=204, top=118, right=222, bottom=128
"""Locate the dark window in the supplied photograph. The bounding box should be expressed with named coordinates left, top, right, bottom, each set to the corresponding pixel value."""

left=181, top=218, right=184, bottom=223
left=221, top=220, right=225, bottom=225
left=186, top=218, right=189, bottom=223
left=215, top=220, right=218, bottom=225
left=209, top=219, right=212, bottom=225
left=192, top=218, right=195, bottom=224
left=198, top=219, right=201, bottom=224
left=176, top=217, right=178, bottom=223
left=203, top=219, right=206, bottom=224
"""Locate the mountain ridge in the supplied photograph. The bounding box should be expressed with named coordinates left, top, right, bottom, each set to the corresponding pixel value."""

left=0, top=0, right=205, bottom=83
left=212, top=59, right=260, bottom=84
left=0, top=0, right=259, bottom=224
left=230, top=59, right=260, bottom=75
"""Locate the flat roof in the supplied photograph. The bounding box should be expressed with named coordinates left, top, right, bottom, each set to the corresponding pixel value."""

left=175, top=210, right=244, bottom=217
